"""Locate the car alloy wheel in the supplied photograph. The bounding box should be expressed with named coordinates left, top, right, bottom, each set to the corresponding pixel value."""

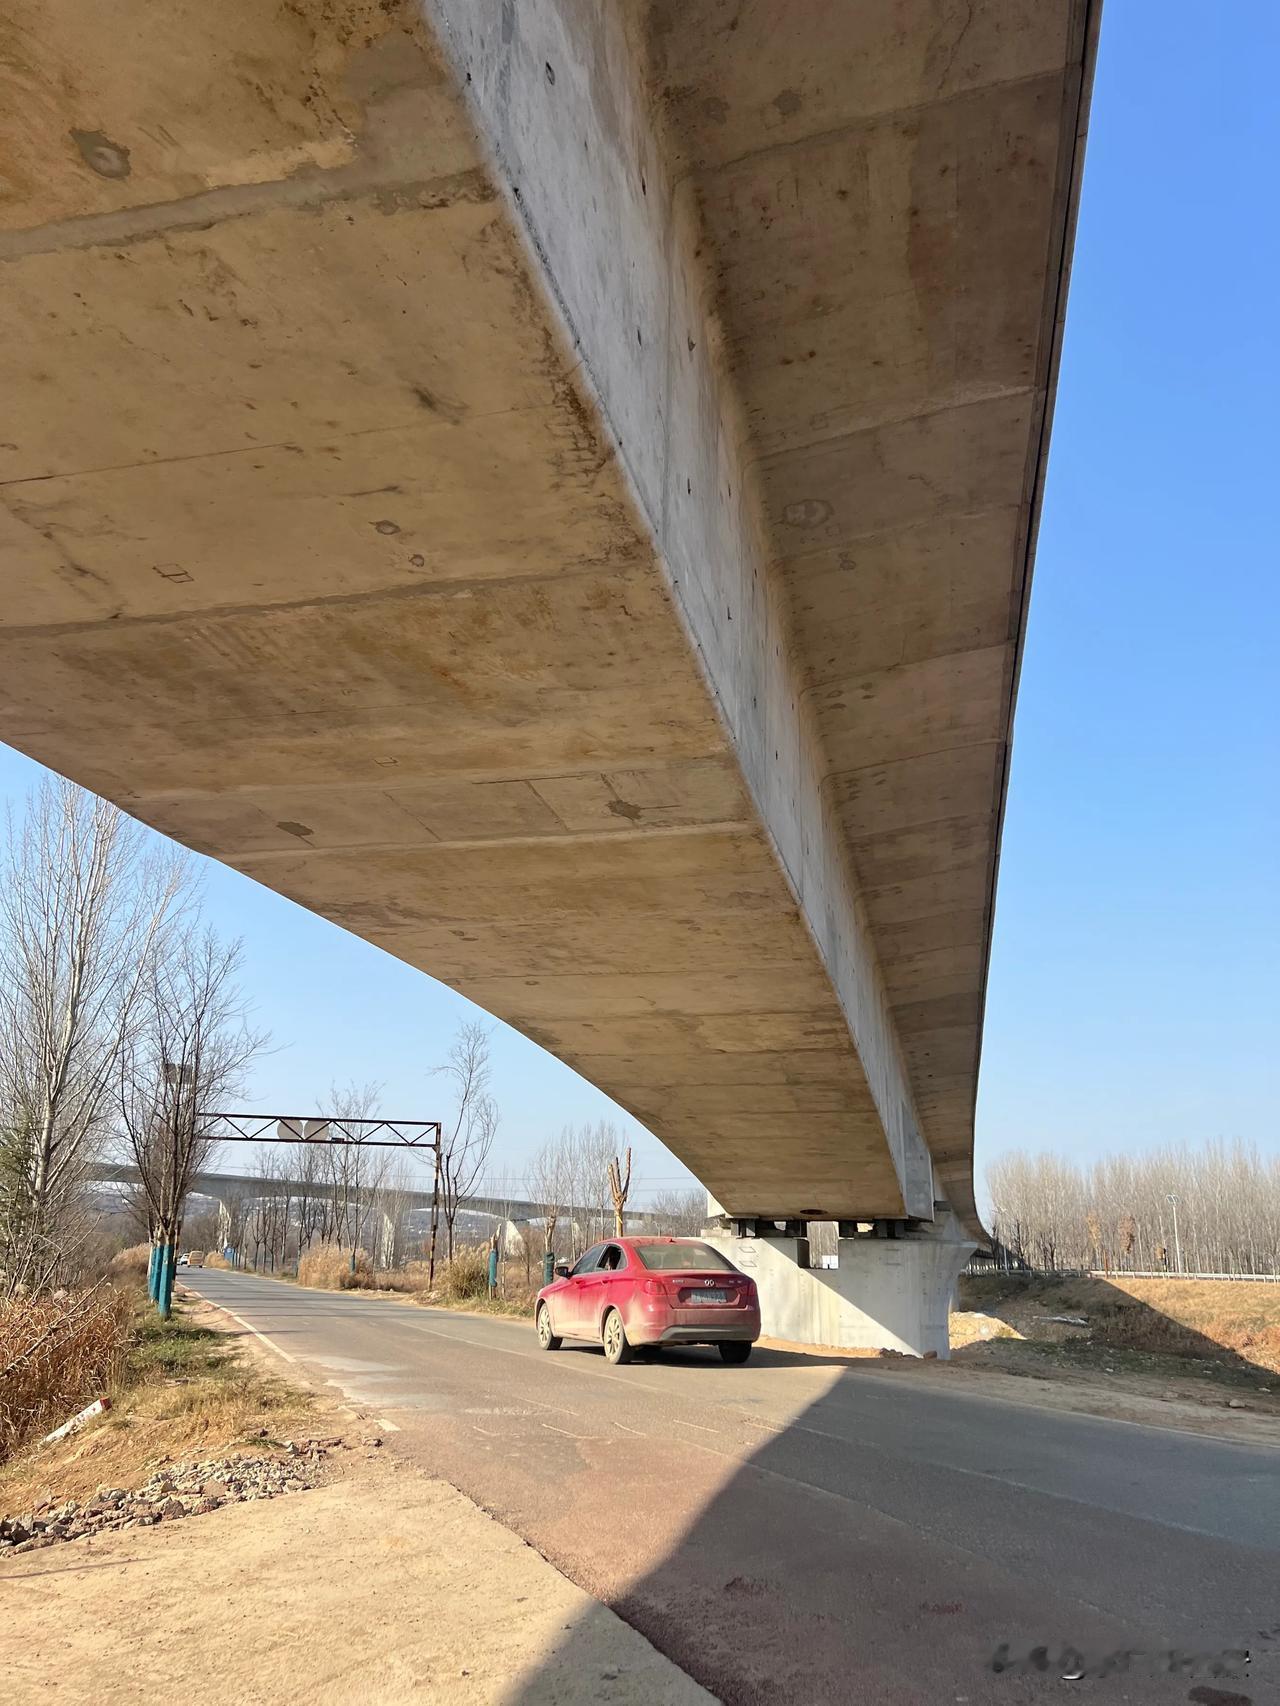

left=602, top=1308, right=632, bottom=1365
left=536, top=1304, right=562, bottom=1351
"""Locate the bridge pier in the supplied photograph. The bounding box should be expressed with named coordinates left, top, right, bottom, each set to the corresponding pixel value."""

left=705, top=1199, right=974, bottom=1359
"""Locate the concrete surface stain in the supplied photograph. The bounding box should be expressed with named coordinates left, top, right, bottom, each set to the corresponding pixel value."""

left=411, top=384, right=467, bottom=423
left=782, top=498, right=832, bottom=528
left=70, top=128, right=131, bottom=179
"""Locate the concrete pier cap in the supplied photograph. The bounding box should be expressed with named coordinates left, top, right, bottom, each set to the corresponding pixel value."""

left=705, top=1193, right=975, bottom=1358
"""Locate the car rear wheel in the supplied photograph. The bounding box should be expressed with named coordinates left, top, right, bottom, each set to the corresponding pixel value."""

left=602, top=1308, right=632, bottom=1365
left=718, top=1341, right=752, bottom=1365
left=536, top=1303, right=562, bottom=1351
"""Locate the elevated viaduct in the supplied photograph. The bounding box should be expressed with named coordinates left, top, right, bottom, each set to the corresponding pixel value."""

left=1, top=2, right=1098, bottom=1349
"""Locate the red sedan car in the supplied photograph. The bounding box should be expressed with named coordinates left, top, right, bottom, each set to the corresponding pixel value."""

left=535, top=1236, right=761, bottom=1365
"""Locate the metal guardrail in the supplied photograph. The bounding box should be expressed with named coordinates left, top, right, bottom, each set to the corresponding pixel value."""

left=963, top=1261, right=1280, bottom=1282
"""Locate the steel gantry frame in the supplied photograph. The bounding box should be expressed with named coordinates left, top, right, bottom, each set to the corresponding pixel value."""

left=194, top=1112, right=447, bottom=1283
left=194, top=1113, right=442, bottom=1149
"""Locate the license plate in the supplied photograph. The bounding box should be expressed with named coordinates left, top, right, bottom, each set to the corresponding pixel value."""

left=688, top=1289, right=730, bottom=1304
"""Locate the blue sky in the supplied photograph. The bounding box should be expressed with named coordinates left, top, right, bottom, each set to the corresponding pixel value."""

left=974, top=2, right=1279, bottom=1183
left=3, top=5, right=1275, bottom=1206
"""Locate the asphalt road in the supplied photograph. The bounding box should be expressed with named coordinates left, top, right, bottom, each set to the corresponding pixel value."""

left=187, top=1270, right=1278, bottom=1705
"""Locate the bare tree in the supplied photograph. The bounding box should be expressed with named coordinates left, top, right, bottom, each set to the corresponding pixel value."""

left=528, top=1121, right=625, bottom=1258
left=119, top=926, right=264, bottom=1314
left=607, top=1147, right=632, bottom=1237
left=648, top=1187, right=707, bottom=1238
left=430, top=1023, right=498, bottom=1277
left=324, top=1080, right=386, bottom=1262
left=570, top=1122, right=621, bottom=1252
left=529, top=1131, right=574, bottom=1269
left=370, top=1155, right=416, bottom=1271
left=248, top=1150, right=290, bottom=1272
left=289, top=1138, right=333, bottom=1254
left=987, top=1140, right=1280, bottom=1277
left=487, top=1169, right=531, bottom=1293
left=0, top=777, right=185, bottom=1294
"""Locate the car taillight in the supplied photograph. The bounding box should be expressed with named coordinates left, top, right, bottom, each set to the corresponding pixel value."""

left=643, top=1279, right=668, bottom=1296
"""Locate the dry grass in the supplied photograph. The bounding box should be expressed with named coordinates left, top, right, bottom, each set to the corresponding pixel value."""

left=0, top=1299, right=313, bottom=1517
left=439, top=1246, right=488, bottom=1302
left=105, top=1244, right=151, bottom=1286
left=297, top=1244, right=373, bottom=1291
left=1093, top=1278, right=1280, bottom=1370
left=0, top=1285, right=133, bottom=1463
left=285, top=1242, right=536, bottom=1317
left=957, top=1274, right=1280, bottom=1375
left=203, top=1252, right=233, bottom=1270
left=419, top=1293, right=537, bottom=1321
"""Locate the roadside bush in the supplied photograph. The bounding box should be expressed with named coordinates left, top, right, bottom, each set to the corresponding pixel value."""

left=105, top=1244, right=151, bottom=1288
left=440, top=1246, right=488, bottom=1302
left=202, top=1252, right=233, bottom=1271
left=0, top=1286, right=131, bottom=1462
left=297, top=1244, right=373, bottom=1291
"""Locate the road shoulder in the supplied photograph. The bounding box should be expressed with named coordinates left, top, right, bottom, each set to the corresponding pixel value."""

left=1, top=1293, right=715, bottom=1706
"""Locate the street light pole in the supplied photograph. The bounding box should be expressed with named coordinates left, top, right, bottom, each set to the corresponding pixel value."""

left=1166, top=1193, right=1182, bottom=1274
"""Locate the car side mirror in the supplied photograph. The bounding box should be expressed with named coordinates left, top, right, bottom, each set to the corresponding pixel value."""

left=554, top=1262, right=571, bottom=1279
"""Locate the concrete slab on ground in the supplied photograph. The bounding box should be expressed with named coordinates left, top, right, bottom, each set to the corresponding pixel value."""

left=0, top=1459, right=714, bottom=1706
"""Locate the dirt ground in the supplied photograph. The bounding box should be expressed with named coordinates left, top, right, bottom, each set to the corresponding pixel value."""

left=0, top=1455, right=713, bottom=1706
left=931, top=1273, right=1280, bottom=1444
left=0, top=1297, right=712, bottom=1706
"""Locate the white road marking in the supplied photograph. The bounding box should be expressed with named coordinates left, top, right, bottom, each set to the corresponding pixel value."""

left=204, top=1300, right=296, bottom=1364
left=541, top=1422, right=600, bottom=1441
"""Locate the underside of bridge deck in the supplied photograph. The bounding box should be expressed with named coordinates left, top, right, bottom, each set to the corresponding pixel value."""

left=1, top=2, right=1097, bottom=1234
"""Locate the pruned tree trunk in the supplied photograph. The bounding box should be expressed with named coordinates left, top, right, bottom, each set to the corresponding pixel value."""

left=608, top=1148, right=632, bottom=1238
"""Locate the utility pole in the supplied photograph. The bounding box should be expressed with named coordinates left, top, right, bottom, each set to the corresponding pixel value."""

left=1166, top=1193, right=1182, bottom=1275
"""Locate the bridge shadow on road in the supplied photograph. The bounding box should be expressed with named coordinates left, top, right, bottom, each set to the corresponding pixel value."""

left=555, top=1340, right=867, bottom=1374
left=494, top=1350, right=1272, bottom=1706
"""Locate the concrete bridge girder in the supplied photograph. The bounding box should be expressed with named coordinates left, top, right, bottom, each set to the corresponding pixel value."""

left=1, top=2, right=1096, bottom=1238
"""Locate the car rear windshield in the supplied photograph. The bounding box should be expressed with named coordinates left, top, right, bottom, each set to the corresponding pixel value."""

left=633, top=1241, right=736, bottom=1272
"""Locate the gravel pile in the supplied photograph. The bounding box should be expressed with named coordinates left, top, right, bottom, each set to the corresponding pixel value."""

left=1, top=1431, right=378, bottom=1555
